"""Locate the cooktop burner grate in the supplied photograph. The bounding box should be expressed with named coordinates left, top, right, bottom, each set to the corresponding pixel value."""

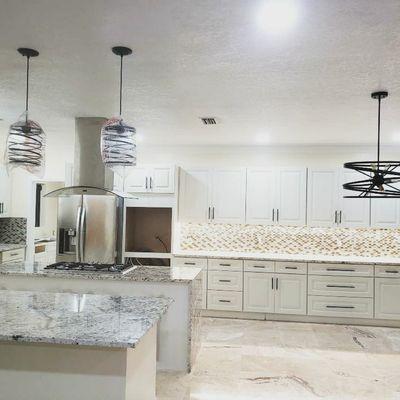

left=44, top=262, right=136, bottom=274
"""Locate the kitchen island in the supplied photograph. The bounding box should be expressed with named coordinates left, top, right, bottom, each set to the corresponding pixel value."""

left=0, top=262, right=202, bottom=371
left=0, top=289, right=171, bottom=400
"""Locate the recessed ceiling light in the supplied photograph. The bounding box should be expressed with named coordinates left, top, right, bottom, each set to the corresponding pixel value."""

left=257, top=0, right=299, bottom=34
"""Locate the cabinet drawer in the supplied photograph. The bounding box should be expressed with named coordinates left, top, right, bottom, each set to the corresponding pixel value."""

left=208, top=271, right=243, bottom=291
left=244, top=260, right=274, bottom=273
left=1, top=248, right=25, bottom=262
left=375, top=265, right=400, bottom=278
left=275, top=261, right=307, bottom=274
left=308, top=296, right=373, bottom=319
left=208, top=259, right=243, bottom=271
left=308, top=276, right=373, bottom=298
left=173, top=257, right=207, bottom=269
left=207, top=290, right=243, bottom=311
left=308, top=263, right=373, bottom=277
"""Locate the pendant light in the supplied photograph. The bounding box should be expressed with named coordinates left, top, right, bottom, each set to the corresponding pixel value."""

left=6, top=48, right=46, bottom=176
left=101, top=46, right=136, bottom=172
left=343, top=91, right=400, bottom=198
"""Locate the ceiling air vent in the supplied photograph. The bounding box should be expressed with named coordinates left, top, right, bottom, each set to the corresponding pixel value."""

left=200, top=117, right=217, bottom=125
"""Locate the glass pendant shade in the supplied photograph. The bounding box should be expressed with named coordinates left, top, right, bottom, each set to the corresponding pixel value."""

left=5, top=48, right=45, bottom=177
left=101, top=116, right=136, bottom=171
left=6, top=111, right=46, bottom=176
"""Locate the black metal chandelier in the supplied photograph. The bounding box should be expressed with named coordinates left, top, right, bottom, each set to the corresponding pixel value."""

left=343, top=91, right=400, bottom=198
left=101, top=46, right=136, bottom=171
left=6, top=48, right=46, bottom=176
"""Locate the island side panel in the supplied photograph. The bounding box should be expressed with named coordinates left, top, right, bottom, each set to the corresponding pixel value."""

left=0, top=274, right=190, bottom=371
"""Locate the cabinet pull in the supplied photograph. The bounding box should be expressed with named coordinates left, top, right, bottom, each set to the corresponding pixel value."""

left=285, top=266, right=298, bottom=270
left=326, top=305, right=355, bottom=309
left=339, top=210, right=342, bottom=224
left=184, top=262, right=196, bottom=266
left=277, top=209, right=279, bottom=222
left=219, top=279, right=231, bottom=283
left=272, top=277, right=274, bottom=290
left=272, top=209, right=275, bottom=222
left=334, top=211, right=338, bottom=224
left=385, top=270, right=399, bottom=274
left=149, top=177, right=153, bottom=189
left=218, top=299, right=231, bottom=303
left=326, top=284, right=355, bottom=289
left=10, top=253, right=19, bottom=257
left=276, top=277, right=278, bottom=290
left=326, top=268, right=355, bottom=272
left=219, top=263, right=231, bottom=267
left=145, top=177, right=148, bottom=189
left=208, top=207, right=211, bottom=220
left=212, top=207, right=215, bottom=219
left=253, top=265, right=266, bottom=269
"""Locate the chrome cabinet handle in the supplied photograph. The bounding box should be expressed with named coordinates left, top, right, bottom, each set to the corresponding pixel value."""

left=276, top=277, right=278, bottom=290
left=326, top=284, right=355, bottom=289
left=272, top=277, right=274, bottom=290
left=285, top=266, right=298, bottom=270
left=76, top=206, right=82, bottom=262
left=218, top=299, right=231, bottom=303
left=219, top=263, right=231, bottom=266
left=145, top=177, right=148, bottom=189
left=277, top=209, right=279, bottom=222
left=339, top=210, right=342, bottom=224
left=326, top=305, right=355, bottom=309
left=334, top=211, right=338, bottom=224
left=253, top=265, right=266, bottom=269
left=149, top=177, right=153, bottom=189
left=212, top=207, right=215, bottom=219
left=80, top=207, right=86, bottom=262
left=208, top=207, right=211, bottom=220
left=385, top=270, right=399, bottom=274
left=10, top=252, right=19, bottom=257
left=184, top=262, right=196, bottom=266
left=219, top=279, right=231, bottom=283
left=272, top=209, right=275, bottom=222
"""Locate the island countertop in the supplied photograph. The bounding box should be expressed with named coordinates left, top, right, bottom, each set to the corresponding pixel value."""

left=0, top=244, right=25, bottom=252
left=0, top=289, right=172, bottom=348
left=0, top=262, right=202, bottom=283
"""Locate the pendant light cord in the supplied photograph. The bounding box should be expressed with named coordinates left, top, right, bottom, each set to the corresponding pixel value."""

left=119, top=54, right=123, bottom=116
left=25, top=55, right=30, bottom=122
left=377, top=96, right=381, bottom=169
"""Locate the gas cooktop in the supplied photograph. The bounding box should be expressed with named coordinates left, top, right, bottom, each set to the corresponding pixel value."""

left=44, top=262, right=136, bottom=275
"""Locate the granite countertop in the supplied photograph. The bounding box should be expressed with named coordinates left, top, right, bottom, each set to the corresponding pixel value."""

left=0, top=243, right=25, bottom=252
left=173, top=249, right=400, bottom=266
left=0, top=262, right=202, bottom=283
left=0, top=289, right=172, bottom=348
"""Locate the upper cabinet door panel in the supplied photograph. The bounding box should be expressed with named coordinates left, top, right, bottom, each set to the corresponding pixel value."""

left=246, top=168, right=276, bottom=225
left=211, top=169, right=246, bottom=224
left=124, top=167, right=149, bottom=193
left=371, top=198, right=400, bottom=228
left=339, top=170, right=370, bottom=227
left=276, top=168, right=307, bottom=226
left=178, top=169, right=211, bottom=222
left=151, top=166, right=174, bottom=193
left=307, top=169, right=338, bottom=227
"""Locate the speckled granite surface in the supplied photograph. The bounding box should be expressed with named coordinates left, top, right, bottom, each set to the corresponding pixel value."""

left=0, top=244, right=25, bottom=252
left=0, top=262, right=201, bottom=283
left=0, top=289, right=172, bottom=348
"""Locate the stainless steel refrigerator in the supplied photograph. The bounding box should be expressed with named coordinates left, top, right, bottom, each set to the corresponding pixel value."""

left=56, top=194, right=123, bottom=264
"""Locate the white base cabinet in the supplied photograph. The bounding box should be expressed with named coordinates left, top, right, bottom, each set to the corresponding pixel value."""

left=243, top=272, right=274, bottom=313
left=375, top=278, right=400, bottom=320
left=274, top=273, right=307, bottom=315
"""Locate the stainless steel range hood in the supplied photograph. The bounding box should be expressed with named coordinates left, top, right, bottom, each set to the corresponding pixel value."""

left=46, top=117, right=132, bottom=198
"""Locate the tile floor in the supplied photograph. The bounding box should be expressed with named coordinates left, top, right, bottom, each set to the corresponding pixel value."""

left=157, top=317, right=400, bottom=400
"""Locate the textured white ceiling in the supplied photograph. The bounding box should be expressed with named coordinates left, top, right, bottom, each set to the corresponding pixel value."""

left=0, top=0, right=399, bottom=146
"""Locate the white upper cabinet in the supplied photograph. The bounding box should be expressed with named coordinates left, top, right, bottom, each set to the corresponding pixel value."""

left=211, top=169, right=246, bottom=223
left=179, top=169, right=211, bottom=222
left=246, top=168, right=276, bottom=225
left=246, top=168, right=306, bottom=226
left=117, top=165, right=175, bottom=194
left=338, top=169, right=370, bottom=227
left=308, top=168, right=370, bottom=228
left=307, top=169, right=338, bottom=227
left=0, top=164, right=10, bottom=217
left=371, top=198, right=400, bottom=228
left=276, top=168, right=307, bottom=226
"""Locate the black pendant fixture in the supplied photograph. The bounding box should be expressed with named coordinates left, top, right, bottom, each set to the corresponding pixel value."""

left=5, top=48, right=46, bottom=176
left=343, top=91, right=400, bottom=198
left=101, top=46, right=136, bottom=172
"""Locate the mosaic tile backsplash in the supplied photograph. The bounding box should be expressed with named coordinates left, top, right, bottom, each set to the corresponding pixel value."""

left=179, top=223, right=400, bottom=258
left=0, top=218, right=27, bottom=244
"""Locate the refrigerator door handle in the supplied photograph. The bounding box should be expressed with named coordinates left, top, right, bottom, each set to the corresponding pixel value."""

left=76, top=206, right=82, bottom=262
left=80, top=207, right=86, bottom=262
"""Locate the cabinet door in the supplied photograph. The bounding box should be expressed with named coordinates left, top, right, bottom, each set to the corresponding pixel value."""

left=276, top=168, right=307, bottom=226
left=307, top=169, right=338, bottom=227
left=246, top=168, right=276, bottom=225
left=274, top=274, right=307, bottom=315
left=243, top=272, right=274, bottom=313
left=339, top=170, right=370, bottom=227
left=371, top=198, right=400, bottom=228
left=375, top=278, right=400, bottom=320
left=211, top=169, right=246, bottom=223
left=178, top=169, right=211, bottom=222
left=124, top=167, right=149, bottom=193
left=150, top=166, right=174, bottom=193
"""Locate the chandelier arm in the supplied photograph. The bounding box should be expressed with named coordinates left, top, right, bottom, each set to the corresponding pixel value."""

left=383, top=183, right=400, bottom=193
